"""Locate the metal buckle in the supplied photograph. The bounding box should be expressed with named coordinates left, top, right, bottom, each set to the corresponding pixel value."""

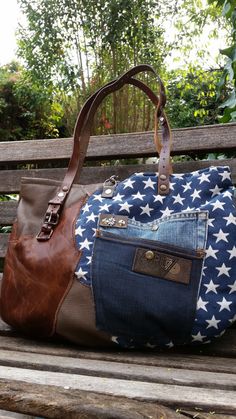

left=45, top=211, right=59, bottom=226
left=36, top=226, right=53, bottom=241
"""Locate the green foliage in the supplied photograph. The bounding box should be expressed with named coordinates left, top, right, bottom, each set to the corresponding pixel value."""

left=166, top=68, right=224, bottom=128
left=0, top=62, right=63, bottom=141
left=208, top=0, right=236, bottom=121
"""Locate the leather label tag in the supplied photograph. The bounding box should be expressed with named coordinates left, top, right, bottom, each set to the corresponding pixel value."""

left=132, top=248, right=192, bottom=284
left=99, top=214, right=128, bottom=228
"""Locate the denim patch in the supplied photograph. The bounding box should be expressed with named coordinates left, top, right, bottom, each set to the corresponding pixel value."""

left=92, top=231, right=204, bottom=345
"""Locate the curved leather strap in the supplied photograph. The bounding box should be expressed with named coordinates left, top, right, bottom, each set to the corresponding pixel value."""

left=37, top=65, right=171, bottom=240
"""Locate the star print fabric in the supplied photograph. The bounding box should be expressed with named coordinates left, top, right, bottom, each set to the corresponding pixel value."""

left=75, top=165, right=236, bottom=348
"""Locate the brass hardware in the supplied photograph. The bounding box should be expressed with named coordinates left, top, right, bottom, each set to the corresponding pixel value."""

left=160, top=174, right=167, bottom=181
left=160, top=184, right=167, bottom=191
left=145, top=250, right=154, bottom=260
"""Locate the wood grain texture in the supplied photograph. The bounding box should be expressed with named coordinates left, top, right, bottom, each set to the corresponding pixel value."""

left=0, top=349, right=235, bottom=390
left=0, top=380, right=185, bottom=419
left=0, top=365, right=236, bottom=413
left=0, top=158, right=235, bottom=195
left=0, top=123, right=236, bottom=165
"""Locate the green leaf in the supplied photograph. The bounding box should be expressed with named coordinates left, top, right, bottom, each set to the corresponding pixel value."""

left=219, top=90, right=236, bottom=108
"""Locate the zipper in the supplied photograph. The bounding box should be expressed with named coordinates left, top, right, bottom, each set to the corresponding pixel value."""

left=95, top=229, right=205, bottom=260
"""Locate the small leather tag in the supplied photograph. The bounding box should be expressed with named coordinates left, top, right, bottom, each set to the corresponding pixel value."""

left=99, top=214, right=128, bottom=228
left=132, top=248, right=192, bottom=284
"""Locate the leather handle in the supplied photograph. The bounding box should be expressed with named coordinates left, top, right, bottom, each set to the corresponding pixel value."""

left=37, top=65, right=172, bottom=241
left=66, top=64, right=171, bottom=193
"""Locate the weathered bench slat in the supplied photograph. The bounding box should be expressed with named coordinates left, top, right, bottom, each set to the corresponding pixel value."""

left=0, top=349, right=235, bottom=390
left=0, top=123, right=235, bottom=164
left=0, top=158, right=235, bottom=195
left=1, top=365, right=236, bottom=413
left=0, top=380, right=185, bottom=419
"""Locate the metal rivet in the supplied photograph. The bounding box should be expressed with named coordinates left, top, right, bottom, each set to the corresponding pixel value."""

left=58, top=192, right=64, bottom=197
left=62, top=186, right=69, bottom=192
left=145, top=250, right=154, bottom=260
left=105, top=188, right=112, bottom=194
left=160, top=174, right=167, bottom=181
left=160, top=184, right=167, bottom=191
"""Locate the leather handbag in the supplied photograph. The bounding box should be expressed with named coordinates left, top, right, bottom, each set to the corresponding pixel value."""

left=1, top=64, right=236, bottom=349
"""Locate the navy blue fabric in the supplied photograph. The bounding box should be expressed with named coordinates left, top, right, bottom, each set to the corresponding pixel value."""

left=92, top=233, right=203, bottom=345
left=75, top=166, right=236, bottom=348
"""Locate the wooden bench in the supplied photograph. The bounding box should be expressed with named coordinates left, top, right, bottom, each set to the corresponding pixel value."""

left=0, top=123, right=236, bottom=419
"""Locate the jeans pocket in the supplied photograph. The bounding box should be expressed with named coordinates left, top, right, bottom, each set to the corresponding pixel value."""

left=91, top=217, right=207, bottom=345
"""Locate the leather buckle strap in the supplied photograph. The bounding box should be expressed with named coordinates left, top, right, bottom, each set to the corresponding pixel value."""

left=36, top=204, right=61, bottom=241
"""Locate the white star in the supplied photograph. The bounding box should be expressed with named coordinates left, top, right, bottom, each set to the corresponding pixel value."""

left=132, top=191, right=145, bottom=201
left=93, top=194, right=103, bottom=203
left=209, top=166, right=218, bottom=171
left=99, top=203, right=111, bottom=212
left=172, top=193, right=185, bottom=205
left=223, top=213, right=236, bottom=226
left=143, top=177, right=156, bottom=190
left=86, top=256, right=92, bottom=265
left=223, top=190, right=232, bottom=198
left=219, top=170, right=231, bottom=181
left=217, top=297, right=232, bottom=312
left=153, top=194, right=166, bottom=203
left=123, top=179, right=135, bottom=189
left=228, top=246, right=236, bottom=259
left=198, top=173, right=211, bottom=184
left=183, top=206, right=195, bottom=212
left=86, top=212, right=98, bottom=223
left=205, top=245, right=219, bottom=259
left=82, top=203, right=92, bottom=213
left=216, top=263, right=231, bottom=277
left=165, top=341, right=174, bottom=348
left=210, top=200, right=225, bottom=211
left=169, top=182, right=176, bottom=190
left=75, top=267, right=88, bottom=280
left=204, top=280, right=219, bottom=294
left=160, top=207, right=174, bottom=217
left=92, top=227, right=97, bottom=237
left=75, top=225, right=85, bottom=237
left=213, top=229, right=229, bottom=243
left=192, top=331, right=206, bottom=342
left=197, top=297, right=208, bottom=312
left=228, top=281, right=236, bottom=294
left=113, top=193, right=125, bottom=202
left=182, top=181, right=192, bottom=192
left=174, top=173, right=184, bottom=179
left=229, top=314, right=236, bottom=324
left=79, top=238, right=93, bottom=250
left=206, top=315, right=221, bottom=329
left=191, top=189, right=201, bottom=201
left=207, top=217, right=215, bottom=228
left=119, top=201, right=133, bottom=213
left=209, top=185, right=222, bottom=197
left=140, top=203, right=154, bottom=217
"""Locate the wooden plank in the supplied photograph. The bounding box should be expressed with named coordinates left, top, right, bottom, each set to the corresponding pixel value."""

left=0, top=123, right=236, bottom=165
left=0, top=157, right=235, bottom=198
left=0, top=380, right=184, bottom=419
left=0, top=201, right=17, bottom=225
left=0, top=331, right=236, bottom=369
left=0, top=349, right=235, bottom=390
left=0, top=234, right=8, bottom=258
left=0, top=410, right=34, bottom=418
left=0, top=366, right=236, bottom=413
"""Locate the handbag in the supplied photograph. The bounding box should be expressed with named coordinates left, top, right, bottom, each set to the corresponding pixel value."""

left=1, top=65, right=236, bottom=349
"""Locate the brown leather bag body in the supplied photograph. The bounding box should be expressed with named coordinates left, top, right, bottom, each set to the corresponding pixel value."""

left=0, top=65, right=170, bottom=346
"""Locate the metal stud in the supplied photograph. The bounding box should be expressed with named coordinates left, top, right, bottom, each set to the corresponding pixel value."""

left=160, top=174, right=167, bottom=181
left=105, top=188, right=112, bottom=195
left=145, top=250, right=154, bottom=260
left=160, top=184, right=167, bottom=191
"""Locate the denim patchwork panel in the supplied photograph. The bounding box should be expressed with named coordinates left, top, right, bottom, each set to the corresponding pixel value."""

left=91, top=211, right=208, bottom=345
